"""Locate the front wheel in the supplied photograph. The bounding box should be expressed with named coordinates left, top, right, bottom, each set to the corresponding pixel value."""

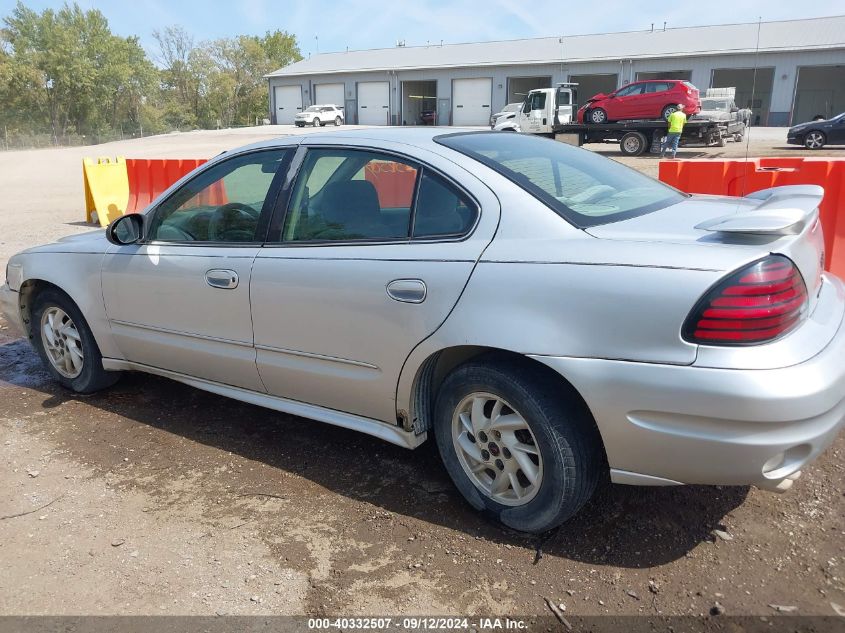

left=312, top=117, right=321, bottom=127
left=434, top=358, right=604, bottom=533
left=334, top=116, right=342, bottom=126
left=804, top=131, right=826, bottom=149
left=588, top=108, right=607, bottom=124
left=31, top=288, right=120, bottom=393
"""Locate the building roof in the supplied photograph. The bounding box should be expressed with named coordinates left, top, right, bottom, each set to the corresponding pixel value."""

left=267, top=15, right=845, bottom=78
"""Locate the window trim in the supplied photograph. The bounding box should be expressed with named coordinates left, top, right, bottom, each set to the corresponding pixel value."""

left=263, top=144, right=481, bottom=247
left=141, top=147, right=295, bottom=247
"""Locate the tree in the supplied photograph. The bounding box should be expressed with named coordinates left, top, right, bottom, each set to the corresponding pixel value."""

left=2, top=1, right=157, bottom=140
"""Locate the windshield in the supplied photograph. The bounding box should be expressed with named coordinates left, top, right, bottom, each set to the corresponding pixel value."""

left=304, top=106, right=321, bottom=113
left=701, top=99, right=729, bottom=110
left=435, top=132, right=686, bottom=227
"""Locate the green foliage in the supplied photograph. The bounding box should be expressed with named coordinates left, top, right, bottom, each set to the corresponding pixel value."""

left=0, top=2, right=302, bottom=146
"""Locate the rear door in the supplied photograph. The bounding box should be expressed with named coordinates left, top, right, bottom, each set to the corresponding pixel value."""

left=250, top=141, right=499, bottom=423
left=643, top=81, right=671, bottom=118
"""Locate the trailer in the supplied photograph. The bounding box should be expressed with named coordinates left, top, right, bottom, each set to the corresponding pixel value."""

left=552, top=119, right=728, bottom=156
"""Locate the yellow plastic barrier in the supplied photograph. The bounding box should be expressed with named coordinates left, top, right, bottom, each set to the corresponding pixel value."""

left=82, top=157, right=129, bottom=227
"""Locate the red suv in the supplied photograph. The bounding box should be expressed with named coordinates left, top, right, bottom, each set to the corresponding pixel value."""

left=577, top=80, right=700, bottom=124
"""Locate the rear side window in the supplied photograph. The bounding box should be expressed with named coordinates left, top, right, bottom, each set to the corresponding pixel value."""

left=280, top=148, right=478, bottom=243
left=436, top=132, right=685, bottom=228
left=646, top=82, right=671, bottom=93
left=414, top=172, right=476, bottom=238
left=283, top=149, right=417, bottom=242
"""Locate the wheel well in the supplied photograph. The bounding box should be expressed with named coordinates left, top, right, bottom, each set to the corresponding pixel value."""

left=18, top=279, right=63, bottom=340
left=409, top=346, right=603, bottom=452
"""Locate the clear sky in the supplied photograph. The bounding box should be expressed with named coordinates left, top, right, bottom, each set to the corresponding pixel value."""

left=2, top=0, right=843, bottom=62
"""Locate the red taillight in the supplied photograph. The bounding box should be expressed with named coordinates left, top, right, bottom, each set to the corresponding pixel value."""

left=682, top=256, right=808, bottom=346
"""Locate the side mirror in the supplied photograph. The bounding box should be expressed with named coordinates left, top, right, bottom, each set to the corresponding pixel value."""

left=522, top=102, right=531, bottom=114
left=106, top=213, right=144, bottom=245
left=731, top=106, right=739, bottom=113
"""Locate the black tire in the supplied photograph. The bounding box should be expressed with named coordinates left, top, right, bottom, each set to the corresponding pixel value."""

left=620, top=131, right=647, bottom=156
left=334, top=116, right=342, bottom=126
left=588, top=108, right=607, bottom=124
left=804, top=131, right=826, bottom=149
left=31, top=288, right=120, bottom=394
left=661, top=105, right=679, bottom=120
left=433, top=357, right=604, bottom=533
left=312, top=117, right=321, bottom=127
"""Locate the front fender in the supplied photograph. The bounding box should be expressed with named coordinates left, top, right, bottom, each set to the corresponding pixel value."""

left=14, top=251, right=122, bottom=360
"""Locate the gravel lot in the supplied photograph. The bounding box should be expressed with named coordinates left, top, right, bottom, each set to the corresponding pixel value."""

left=0, top=125, right=843, bottom=617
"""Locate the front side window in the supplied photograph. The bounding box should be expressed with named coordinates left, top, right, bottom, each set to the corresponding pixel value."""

left=529, top=92, right=547, bottom=111
left=148, top=150, right=289, bottom=243
left=436, top=132, right=685, bottom=227
left=283, top=149, right=419, bottom=242
left=615, top=84, right=644, bottom=97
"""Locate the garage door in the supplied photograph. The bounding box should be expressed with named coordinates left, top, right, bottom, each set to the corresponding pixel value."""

left=274, top=85, right=302, bottom=124
left=452, top=78, right=492, bottom=126
left=315, top=83, right=345, bottom=109
left=357, top=81, right=390, bottom=125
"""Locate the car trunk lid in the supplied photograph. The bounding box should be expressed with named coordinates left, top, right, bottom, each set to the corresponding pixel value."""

left=585, top=185, right=826, bottom=310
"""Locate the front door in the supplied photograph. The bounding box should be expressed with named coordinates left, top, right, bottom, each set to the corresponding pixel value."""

left=608, top=82, right=646, bottom=119
left=101, top=148, right=292, bottom=390
left=250, top=144, right=496, bottom=423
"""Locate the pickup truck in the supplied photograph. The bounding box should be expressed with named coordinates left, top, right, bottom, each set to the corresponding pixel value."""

left=495, top=85, right=741, bottom=155
left=690, top=88, right=747, bottom=141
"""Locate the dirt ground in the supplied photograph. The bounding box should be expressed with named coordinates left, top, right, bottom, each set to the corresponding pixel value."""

left=0, top=125, right=843, bottom=618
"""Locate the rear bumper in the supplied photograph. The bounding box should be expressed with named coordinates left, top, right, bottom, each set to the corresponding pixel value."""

left=530, top=283, right=845, bottom=492
left=0, top=283, right=24, bottom=337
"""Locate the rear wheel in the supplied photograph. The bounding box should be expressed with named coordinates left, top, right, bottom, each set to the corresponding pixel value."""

left=434, top=358, right=604, bottom=533
left=588, top=108, right=607, bottom=124
left=31, top=288, right=120, bottom=393
left=620, top=131, right=648, bottom=156
left=661, top=105, right=678, bottom=120
left=804, top=131, right=826, bottom=149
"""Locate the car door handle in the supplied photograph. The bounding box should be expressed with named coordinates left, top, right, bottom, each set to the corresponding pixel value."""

left=386, top=279, right=426, bottom=303
left=206, top=269, right=239, bottom=289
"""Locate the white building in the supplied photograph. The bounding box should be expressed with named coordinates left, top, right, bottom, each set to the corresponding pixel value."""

left=267, top=15, right=845, bottom=127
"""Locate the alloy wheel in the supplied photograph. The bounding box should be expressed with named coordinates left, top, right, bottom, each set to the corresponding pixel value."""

left=451, top=392, right=543, bottom=506
left=40, top=307, right=84, bottom=378
left=806, top=132, right=824, bottom=149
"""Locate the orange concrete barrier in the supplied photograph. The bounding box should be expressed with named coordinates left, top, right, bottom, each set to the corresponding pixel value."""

left=125, top=158, right=211, bottom=213
left=660, top=158, right=845, bottom=279
left=365, top=161, right=417, bottom=208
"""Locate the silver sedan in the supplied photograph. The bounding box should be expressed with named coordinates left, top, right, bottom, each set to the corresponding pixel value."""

left=3, top=128, right=844, bottom=533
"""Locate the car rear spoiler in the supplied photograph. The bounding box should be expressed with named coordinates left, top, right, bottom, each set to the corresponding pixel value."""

left=695, top=185, right=823, bottom=235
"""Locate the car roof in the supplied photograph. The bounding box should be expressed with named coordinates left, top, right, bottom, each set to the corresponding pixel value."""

left=229, top=126, right=482, bottom=155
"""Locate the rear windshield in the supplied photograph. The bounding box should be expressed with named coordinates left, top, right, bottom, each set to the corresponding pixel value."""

left=435, top=132, right=686, bottom=227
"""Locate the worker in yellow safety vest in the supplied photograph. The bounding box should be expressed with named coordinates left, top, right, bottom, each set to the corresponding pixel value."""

left=660, top=104, right=687, bottom=159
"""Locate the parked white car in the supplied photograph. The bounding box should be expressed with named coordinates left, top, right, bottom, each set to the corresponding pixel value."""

left=3, top=128, right=844, bottom=534
left=295, top=104, right=344, bottom=127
